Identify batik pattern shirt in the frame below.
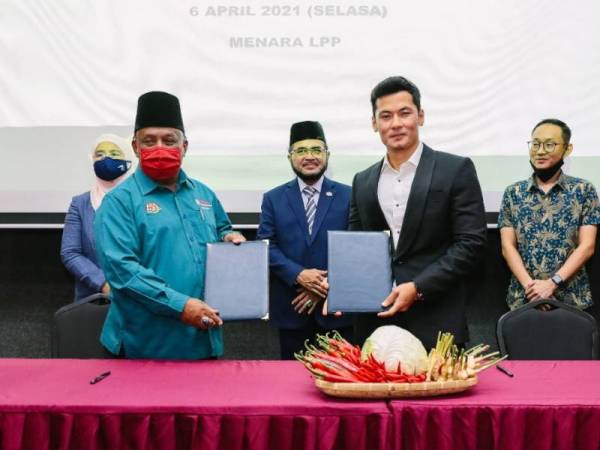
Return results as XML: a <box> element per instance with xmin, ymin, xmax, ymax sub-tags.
<box><xmin>498</xmin><ymin>173</ymin><xmax>600</xmax><ymax>309</ymax></box>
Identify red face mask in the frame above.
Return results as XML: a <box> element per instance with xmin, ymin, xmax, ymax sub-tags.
<box><xmin>139</xmin><ymin>146</ymin><xmax>182</xmax><ymax>181</ymax></box>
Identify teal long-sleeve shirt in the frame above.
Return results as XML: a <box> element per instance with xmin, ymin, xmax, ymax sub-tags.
<box><xmin>94</xmin><ymin>167</ymin><xmax>233</xmax><ymax>359</ymax></box>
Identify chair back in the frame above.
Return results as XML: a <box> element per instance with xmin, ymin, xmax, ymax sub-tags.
<box><xmin>497</xmin><ymin>299</ymin><xmax>599</xmax><ymax>360</ymax></box>
<box><xmin>52</xmin><ymin>293</ymin><xmax>110</xmax><ymax>358</ymax></box>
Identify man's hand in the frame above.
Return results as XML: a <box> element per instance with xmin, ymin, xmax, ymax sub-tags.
<box><xmin>223</xmin><ymin>232</ymin><xmax>246</xmax><ymax>245</ymax></box>
<box><xmin>291</xmin><ymin>288</ymin><xmax>322</xmax><ymax>315</ymax></box>
<box><xmin>378</xmin><ymin>282</ymin><xmax>418</xmax><ymax>318</ymax></box>
<box><xmin>321</xmin><ymin>298</ymin><xmax>343</xmax><ymax>317</ymax></box>
<box><xmin>525</xmin><ymin>279</ymin><xmax>557</xmax><ymax>301</ymax></box>
<box><xmin>181</xmin><ymin>298</ymin><xmax>223</xmax><ymax>330</ymax></box>
<box><xmin>319</xmin><ymin>279</ymin><xmax>343</xmax><ymax>317</ymax></box>
<box><xmin>101</xmin><ymin>282</ymin><xmax>110</xmax><ymax>296</ymax></box>
<box><xmin>296</xmin><ymin>269</ymin><xmax>328</xmax><ymax>297</ymax></box>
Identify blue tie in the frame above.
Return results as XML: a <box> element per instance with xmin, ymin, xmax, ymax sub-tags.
<box><xmin>303</xmin><ymin>186</ymin><xmax>317</xmax><ymax>235</ymax></box>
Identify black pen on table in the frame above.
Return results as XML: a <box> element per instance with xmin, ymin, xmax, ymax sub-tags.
<box><xmin>90</xmin><ymin>371</ymin><xmax>111</xmax><ymax>385</ymax></box>
<box><xmin>496</xmin><ymin>364</ymin><xmax>514</xmax><ymax>378</ymax></box>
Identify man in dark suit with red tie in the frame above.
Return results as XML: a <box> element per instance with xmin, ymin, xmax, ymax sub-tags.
<box><xmin>349</xmin><ymin>76</ymin><xmax>487</xmax><ymax>349</ymax></box>
<box><xmin>257</xmin><ymin>121</ymin><xmax>353</xmax><ymax>359</ymax></box>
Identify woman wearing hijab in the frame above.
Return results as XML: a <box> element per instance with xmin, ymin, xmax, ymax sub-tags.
<box><xmin>60</xmin><ymin>134</ymin><xmax>132</xmax><ymax>301</ymax></box>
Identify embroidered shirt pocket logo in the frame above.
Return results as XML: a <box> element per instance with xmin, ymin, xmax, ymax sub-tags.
<box><xmin>145</xmin><ymin>202</ymin><xmax>161</xmax><ymax>214</ymax></box>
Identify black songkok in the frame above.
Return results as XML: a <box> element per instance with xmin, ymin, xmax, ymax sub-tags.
<box><xmin>134</xmin><ymin>91</ymin><xmax>184</xmax><ymax>133</ymax></box>
<box><xmin>289</xmin><ymin>121</ymin><xmax>326</xmax><ymax>147</ymax></box>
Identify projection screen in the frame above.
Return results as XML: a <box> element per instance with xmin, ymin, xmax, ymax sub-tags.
<box><xmin>1</xmin><ymin>0</ymin><xmax>599</xmax><ymax>226</ymax></box>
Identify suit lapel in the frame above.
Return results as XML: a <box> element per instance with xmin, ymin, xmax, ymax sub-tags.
<box><xmin>284</xmin><ymin>180</ymin><xmax>311</xmax><ymax>246</ymax></box>
<box><xmin>365</xmin><ymin>159</ymin><xmax>388</xmax><ymax>231</ymax></box>
<box><xmin>309</xmin><ymin>177</ymin><xmax>334</xmax><ymax>245</ymax></box>
<box><xmin>395</xmin><ymin>145</ymin><xmax>436</xmax><ymax>257</ymax></box>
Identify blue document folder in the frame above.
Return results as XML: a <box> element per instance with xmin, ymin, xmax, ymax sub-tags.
<box><xmin>327</xmin><ymin>231</ymin><xmax>393</xmax><ymax>313</ymax></box>
<box><xmin>204</xmin><ymin>240</ymin><xmax>269</xmax><ymax>321</ymax></box>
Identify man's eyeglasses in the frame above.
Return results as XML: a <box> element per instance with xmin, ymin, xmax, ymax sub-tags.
<box><xmin>289</xmin><ymin>147</ymin><xmax>326</xmax><ymax>157</ymax></box>
<box><xmin>527</xmin><ymin>141</ymin><xmax>566</xmax><ymax>152</ymax></box>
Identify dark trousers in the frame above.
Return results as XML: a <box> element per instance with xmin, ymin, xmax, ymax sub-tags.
<box><xmin>279</xmin><ymin>322</ymin><xmax>354</xmax><ymax>360</ymax></box>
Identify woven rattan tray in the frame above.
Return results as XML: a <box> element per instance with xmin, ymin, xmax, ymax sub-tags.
<box><xmin>315</xmin><ymin>376</ymin><xmax>478</xmax><ymax>398</ymax></box>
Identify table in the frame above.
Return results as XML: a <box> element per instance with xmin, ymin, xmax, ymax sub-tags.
<box><xmin>0</xmin><ymin>359</ymin><xmax>390</xmax><ymax>450</ymax></box>
<box><xmin>2</xmin><ymin>360</ymin><xmax>600</xmax><ymax>450</ymax></box>
<box><xmin>391</xmin><ymin>361</ymin><xmax>600</xmax><ymax>450</ymax></box>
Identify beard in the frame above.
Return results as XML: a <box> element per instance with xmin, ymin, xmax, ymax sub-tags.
<box><xmin>291</xmin><ymin>160</ymin><xmax>328</xmax><ymax>183</ymax></box>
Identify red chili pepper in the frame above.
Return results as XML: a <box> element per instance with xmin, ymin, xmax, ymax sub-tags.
<box><xmin>406</xmin><ymin>375</ymin><xmax>423</xmax><ymax>383</ymax></box>
<box><xmin>331</xmin><ymin>338</ymin><xmax>353</xmax><ymax>352</ymax></box>
<box><xmin>365</xmin><ymin>354</ymin><xmax>385</xmax><ymax>373</ymax></box>
<box><xmin>386</xmin><ymin>373</ymin><xmax>409</xmax><ymax>382</ymax></box>
<box><xmin>323</xmin><ymin>337</ymin><xmax>352</xmax><ymax>356</ymax></box>
<box><xmin>309</xmin><ymin>352</ymin><xmax>361</xmax><ymax>373</ymax></box>
<box><xmin>323</xmin><ymin>373</ymin><xmax>359</xmax><ymax>383</ymax></box>
<box><xmin>310</xmin><ymin>360</ymin><xmax>335</xmax><ymax>374</ymax></box>
<box><xmin>313</xmin><ymin>360</ymin><xmax>353</xmax><ymax>377</ymax></box>
<box><xmin>326</xmin><ymin>347</ymin><xmax>339</xmax><ymax>357</ymax></box>
<box><xmin>341</xmin><ymin>351</ymin><xmax>360</xmax><ymax>366</ymax></box>
<box><xmin>355</xmin><ymin>368</ymin><xmax>378</xmax><ymax>382</ymax></box>
<box><xmin>305</xmin><ymin>367</ymin><xmax>329</xmax><ymax>379</ymax></box>
<box><xmin>308</xmin><ymin>358</ymin><xmax>363</xmax><ymax>381</ymax></box>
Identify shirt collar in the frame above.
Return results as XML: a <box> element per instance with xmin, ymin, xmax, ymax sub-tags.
<box><xmin>381</xmin><ymin>142</ymin><xmax>424</xmax><ymax>173</ymax></box>
<box><xmin>297</xmin><ymin>175</ymin><xmax>324</xmax><ymax>194</ymax></box>
<box><xmin>135</xmin><ymin>166</ymin><xmax>192</xmax><ymax>195</ymax></box>
<box><xmin>527</xmin><ymin>171</ymin><xmax>567</xmax><ymax>193</ymax></box>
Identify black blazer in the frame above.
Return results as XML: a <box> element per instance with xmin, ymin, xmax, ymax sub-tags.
<box><xmin>349</xmin><ymin>145</ymin><xmax>487</xmax><ymax>347</ymax></box>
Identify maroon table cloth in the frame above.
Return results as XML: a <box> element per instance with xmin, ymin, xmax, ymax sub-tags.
<box><xmin>0</xmin><ymin>359</ymin><xmax>391</xmax><ymax>450</ymax></box>
<box><xmin>3</xmin><ymin>360</ymin><xmax>600</xmax><ymax>450</ymax></box>
<box><xmin>391</xmin><ymin>361</ymin><xmax>600</xmax><ymax>450</ymax></box>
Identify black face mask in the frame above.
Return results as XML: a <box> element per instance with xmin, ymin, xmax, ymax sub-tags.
<box><xmin>530</xmin><ymin>159</ymin><xmax>564</xmax><ymax>182</ymax></box>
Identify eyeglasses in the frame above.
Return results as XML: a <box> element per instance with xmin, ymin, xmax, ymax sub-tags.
<box><xmin>527</xmin><ymin>141</ymin><xmax>566</xmax><ymax>153</ymax></box>
<box><xmin>289</xmin><ymin>147</ymin><xmax>327</xmax><ymax>157</ymax></box>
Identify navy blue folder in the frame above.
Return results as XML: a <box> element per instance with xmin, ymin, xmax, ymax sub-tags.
<box><xmin>204</xmin><ymin>240</ymin><xmax>269</xmax><ymax>321</ymax></box>
<box><xmin>327</xmin><ymin>231</ymin><xmax>393</xmax><ymax>313</ymax></box>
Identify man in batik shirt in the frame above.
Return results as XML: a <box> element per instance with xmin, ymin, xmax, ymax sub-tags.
<box><xmin>498</xmin><ymin>118</ymin><xmax>600</xmax><ymax>310</ymax></box>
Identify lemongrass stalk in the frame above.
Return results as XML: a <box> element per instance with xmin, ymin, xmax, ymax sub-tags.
<box><xmin>464</xmin><ymin>343</ymin><xmax>485</xmax><ymax>355</ymax></box>
<box><xmin>472</xmin><ymin>355</ymin><xmax>508</xmax><ymax>373</ymax></box>
<box><xmin>473</xmin><ymin>351</ymin><xmax>500</xmax><ymax>365</ymax></box>
<box><xmin>466</xmin><ymin>345</ymin><xmax>490</xmax><ymax>358</ymax></box>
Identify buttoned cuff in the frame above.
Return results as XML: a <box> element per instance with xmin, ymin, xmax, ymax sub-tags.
<box><xmin>167</xmin><ymin>290</ymin><xmax>190</xmax><ymax>314</ymax></box>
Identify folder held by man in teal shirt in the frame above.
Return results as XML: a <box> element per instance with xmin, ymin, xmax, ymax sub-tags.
<box><xmin>94</xmin><ymin>91</ymin><xmax>244</xmax><ymax>359</ymax></box>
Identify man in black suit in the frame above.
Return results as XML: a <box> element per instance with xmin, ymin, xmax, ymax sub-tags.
<box><xmin>349</xmin><ymin>76</ymin><xmax>487</xmax><ymax>348</ymax></box>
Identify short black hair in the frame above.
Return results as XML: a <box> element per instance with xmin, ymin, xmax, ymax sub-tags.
<box><xmin>532</xmin><ymin>118</ymin><xmax>571</xmax><ymax>144</ymax></box>
<box><xmin>370</xmin><ymin>76</ymin><xmax>421</xmax><ymax>116</ymax></box>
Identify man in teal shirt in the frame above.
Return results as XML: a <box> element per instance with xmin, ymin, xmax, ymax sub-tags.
<box><xmin>94</xmin><ymin>91</ymin><xmax>245</xmax><ymax>359</ymax></box>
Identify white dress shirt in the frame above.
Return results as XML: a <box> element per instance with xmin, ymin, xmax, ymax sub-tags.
<box><xmin>297</xmin><ymin>176</ymin><xmax>324</xmax><ymax>209</ymax></box>
<box><xmin>377</xmin><ymin>142</ymin><xmax>423</xmax><ymax>248</ymax></box>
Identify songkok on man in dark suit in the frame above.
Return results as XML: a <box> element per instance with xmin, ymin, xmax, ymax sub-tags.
<box><xmin>289</xmin><ymin>121</ymin><xmax>326</xmax><ymax>146</ymax></box>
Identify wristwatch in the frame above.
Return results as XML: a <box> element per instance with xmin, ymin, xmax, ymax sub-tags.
<box><xmin>414</xmin><ymin>284</ymin><xmax>425</xmax><ymax>301</ymax></box>
<box><xmin>551</xmin><ymin>274</ymin><xmax>564</xmax><ymax>287</ymax></box>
